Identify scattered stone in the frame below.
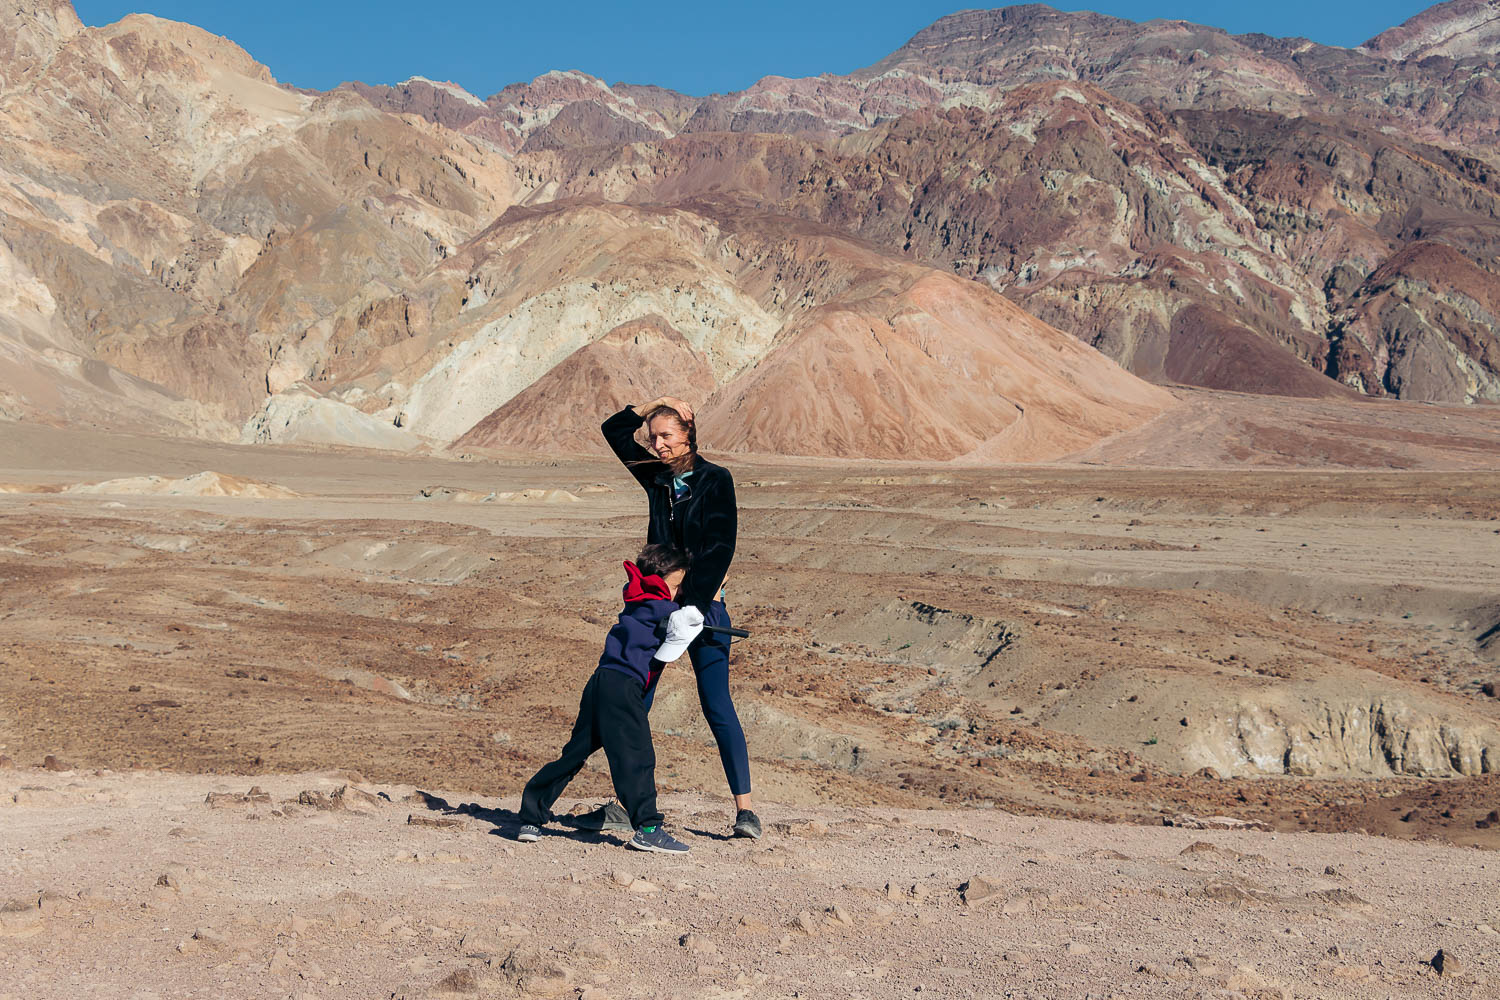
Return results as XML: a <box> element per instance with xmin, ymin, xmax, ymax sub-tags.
<box><xmin>205</xmin><ymin>786</ymin><xmax>271</xmax><ymax>808</ymax></box>
<box><xmin>334</xmin><ymin>784</ymin><xmax>382</xmax><ymax>813</ymax></box>
<box><xmin>610</xmin><ymin>870</ymin><xmax>635</xmax><ymax>888</ymax></box>
<box><xmin>680</xmin><ymin>933</ymin><xmax>717</xmax><ymax>955</ymax></box>
<box><xmin>735</xmin><ymin>914</ymin><xmax>770</xmax><ymax>935</ymax></box>
<box><xmin>793</xmin><ymin>911</ymin><xmax>819</xmax><ymax>936</ymax></box>
<box><xmin>627</xmin><ymin>879</ymin><xmax>659</xmax><ymax>896</ymax></box>
<box><xmin>408</xmin><ymin>813</ymin><xmax>467</xmax><ymax>829</ymax></box>
<box><xmin>191</xmin><ymin>927</ymin><xmax>227</xmax><ymax>950</ymax></box>
<box><xmin>1166</xmin><ymin>814</ymin><xmax>1270</xmax><ymax>831</ymax></box>
<box><xmin>1192</xmin><ymin>766</ymin><xmax>1221</xmax><ymax>780</ymax></box>
<box><xmin>1192</xmin><ymin>880</ymin><xmax>1277</xmax><ymax>904</ymax></box>
<box><xmin>1330</xmin><ymin>965</ymin><xmax>1371</xmax><ymax>980</ymax></box>
<box><xmin>1181</xmin><ymin>954</ymin><xmax>1223</xmax><ymax>976</ymax></box>
<box><xmin>498</xmin><ymin>945</ymin><xmax>574</xmax><ymax>995</ymax></box>
<box><xmin>959</xmin><ymin>876</ymin><xmax>1002</xmax><ymax>906</ymax></box>
<box><xmin>1323</xmin><ymin>865</ymin><xmax>1339</xmax><ymax>877</ymax></box>
<box><xmin>770</xmin><ymin>819</ymin><xmax>830</xmax><ymax>838</ymax></box>
<box><xmin>1432</xmin><ymin>949</ymin><xmax>1462</xmax><ymax>976</ymax></box>
<box><xmin>0</xmin><ymin>898</ymin><xmax>42</xmax><ymax>938</ymax></box>
<box><xmin>1000</xmin><ymin>889</ymin><xmax>1051</xmax><ymax>915</ymax></box>
<box><xmin>0</xmin><ymin>754</ymin><xmax>13</xmax><ymax>768</ymax></box>
<box><xmin>565</xmin><ymin>937</ymin><xmax>614</xmax><ymax>965</ymax></box>
<box><xmin>1305</xmin><ymin>888</ymin><xmax>1370</xmax><ymax>907</ymax></box>
<box><xmin>1227</xmin><ymin>966</ymin><xmax>1266</xmax><ymax>990</ymax></box>
<box><xmin>267</xmin><ymin>949</ymin><xmax>296</xmax><ymax>977</ymax></box>
<box><xmin>298</xmin><ymin>789</ymin><xmax>339</xmax><ymax>811</ymax></box>
<box><xmin>828</xmin><ymin>904</ymin><xmax>855</xmax><ymax>927</ymax></box>
<box><xmin>1180</xmin><ymin>842</ymin><xmax>1231</xmax><ymax>857</ymax></box>
<box><xmin>1065</xmin><ymin>941</ymin><xmax>1091</xmax><ymax>955</ymax></box>
<box><xmin>42</xmin><ymin>754</ymin><xmax>71</xmax><ymax>771</ymax></box>
<box><xmin>13</xmin><ymin>787</ymin><xmax>68</xmax><ymax>807</ymax></box>
<box><xmin>154</xmin><ymin>863</ymin><xmax>194</xmax><ymax>892</ymax></box>
<box><xmin>432</xmin><ymin>967</ymin><xmax>482</xmax><ymax>993</ymax></box>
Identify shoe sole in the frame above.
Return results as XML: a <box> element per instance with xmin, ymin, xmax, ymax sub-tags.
<box><xmin>627</xmin><ymin>840</ymin><xmax>689</xmax><ymax>854</ymax></box>
<box><xmin>517</xmin><ymin>833</ymin><xmax>540</xmax><ymax>842</ymax></box>
<box><xmin>732</xmin><ymin>827</ymin><xmax>761</xmax><ymax>839</ymax></box>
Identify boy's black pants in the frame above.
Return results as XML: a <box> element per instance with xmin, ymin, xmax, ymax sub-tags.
<box><xmin>519</xmin><ymin>667</ymin><xmax>663</xmax><ymax>830</ymax></box>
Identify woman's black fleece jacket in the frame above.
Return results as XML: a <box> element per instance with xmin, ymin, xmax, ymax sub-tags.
<box><xmin>602</xmin><ymin>406</ymin><xmax>737</xmax><ymax>617</ymax></box>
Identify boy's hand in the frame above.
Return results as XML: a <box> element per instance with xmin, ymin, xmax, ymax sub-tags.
<box><xmin>655</xmin><ymin>606</ymin><xmax>705</xmax><ymax>663</ymax></box>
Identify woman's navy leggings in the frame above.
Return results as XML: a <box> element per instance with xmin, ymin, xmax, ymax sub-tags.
<box><xmin>643</xmin><ymin>600</ymin><xmax>752</xmax><ymax>796</ymax></box>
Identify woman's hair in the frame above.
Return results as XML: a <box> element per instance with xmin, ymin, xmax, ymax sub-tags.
<box><xmin>636</xmin><ymin>543</ymin><xmax>691</xmax><ymax>579</ymax></box>
<box><xmin>640</xmin><ymin>405</ymin><xmax>698</xmax><ymax>474</ymax></box>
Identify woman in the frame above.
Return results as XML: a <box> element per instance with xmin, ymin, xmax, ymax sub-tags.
<box><xmin>599</xmin><ymin>395</ymin><xmax>761</xmax><ymax>839</ymax></box>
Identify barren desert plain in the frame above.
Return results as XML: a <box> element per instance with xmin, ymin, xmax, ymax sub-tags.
<box><xmin>3</xmin><ymin>397</ymin><xmax>1500</xmax><ymax>999</ymax></box>
<box><xmin>6</xmin><ymin>0</ymin><xmax>1500</xmax><ymax>996</ymax></box>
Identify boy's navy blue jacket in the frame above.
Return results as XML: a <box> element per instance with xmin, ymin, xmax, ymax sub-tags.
<box><xmin>596</xmin><ymin>561</ymin><xmax>677</xmax><ymax>687</ymax></box>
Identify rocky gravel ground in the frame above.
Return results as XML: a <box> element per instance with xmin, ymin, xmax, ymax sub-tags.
<box><xmin>2</xmin><ymin>766</ymin><xmax>1497</xmax><ymax>1000</ymax></box>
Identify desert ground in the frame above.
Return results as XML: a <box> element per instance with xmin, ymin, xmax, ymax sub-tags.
<box><xmin>2</xmin><ymin>411</ymin><xmax>1499</xmax><ymax>997</ymax></box>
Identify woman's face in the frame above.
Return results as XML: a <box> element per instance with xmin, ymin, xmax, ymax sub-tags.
<box><xmin>648</xmin><ymin>415</ymin><xmax>692</xmax><ymax>464</ymax></box>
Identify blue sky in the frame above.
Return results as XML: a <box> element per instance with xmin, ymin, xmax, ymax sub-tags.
<box><xmin>73</xmin><ymin>2</ymin><xmax>1433</xmax><ymax>97</ymax></box>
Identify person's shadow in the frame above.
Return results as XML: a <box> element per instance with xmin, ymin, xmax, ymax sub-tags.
<box><xmin>408</xmin><ymin>791</ymin><xmax>621</xmax><ymax>844</ymax></box>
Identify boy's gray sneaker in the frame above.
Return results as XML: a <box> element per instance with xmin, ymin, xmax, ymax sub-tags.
<box><xmin>516</xmin><ymin>824</ymin><xmax>541</xmax><ymax>842</ymax></box>
<box><xmin>628</xmin><ymin>825</ymin><xmax>690</xmax><ymax>854</ymax></box>
<box><xmin>567</xmin><ymin>801</ymin><xmax>632</xmax><ymax>833</ymax></box>
<box><xmin>732</xmin><ymin>809</ymin><xmax>762</xmax><ymax>839</ymax></box>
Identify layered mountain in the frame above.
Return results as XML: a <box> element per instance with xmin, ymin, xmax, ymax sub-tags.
<box><xmin>2</xmin><ymin>1</ymin><xmax>1497</xmax><ymax>461</ymax></box>
<box><xmin>1363</xmin><ymin>0</ymin><xmax>1500</xmax><ymax>61</ymax></box>
<box><xmin>359</xmin><ymin>2</ymin><xmax>1500</xmax><ymax>405</ymax></box>
<box><xmin>446</xmin><ymin>203</ymin><xmax>1169</xmax><ymax>460</ymax></box>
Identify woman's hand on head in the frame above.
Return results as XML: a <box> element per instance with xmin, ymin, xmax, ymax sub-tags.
<box><xmin>636</xmin><ymin>396</ymin><xmax>694</xmax><ymax>423</ymax></box>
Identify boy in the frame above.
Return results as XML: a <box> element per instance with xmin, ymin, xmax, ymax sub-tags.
<box><xmin>516</xmin><ymin>543</ymin><xmax>704</xmax><ymax>853</ymax></box>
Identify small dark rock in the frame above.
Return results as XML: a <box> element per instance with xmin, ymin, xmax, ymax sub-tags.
<box><xmin>1432</xmin><ymin>949</ymin><xmax>1461</xmax><ymax>976</ymax></box>
<box><xmin>433</xmin><ymin>966</ymin><xmax>481</xmax><ymax>993</ymax></box>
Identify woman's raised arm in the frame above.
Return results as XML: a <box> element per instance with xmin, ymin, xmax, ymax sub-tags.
<box><xmin>602</xmin><ymin>404</ymin><xmax>663</xmax><ymax>489</ymax></box>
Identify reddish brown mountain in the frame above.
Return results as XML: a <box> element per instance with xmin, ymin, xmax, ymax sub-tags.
<box><xmin>454</xmin><ymin>316</ymin><xmax>715</xmax><ymax>456</ymax></box>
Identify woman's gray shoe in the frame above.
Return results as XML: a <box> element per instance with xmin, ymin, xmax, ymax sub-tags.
<box><xmin>567</xmin><ymin>801</ymin><xmax>633</xmax><ymax>833</ymax></box>
<box><xmin>732</xmin><ymin>809</ymin><xmax>762</xmax><ymax>839</ymax></box>
<box><xmin>516</xmin><ymin>824</ymin><xmax>541</xmax><ymax>842</ymax></box>
<box><xmin>628</xmin><ymin>825</ymin><xmax>690</xmax><ymax>854</ymax></box>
